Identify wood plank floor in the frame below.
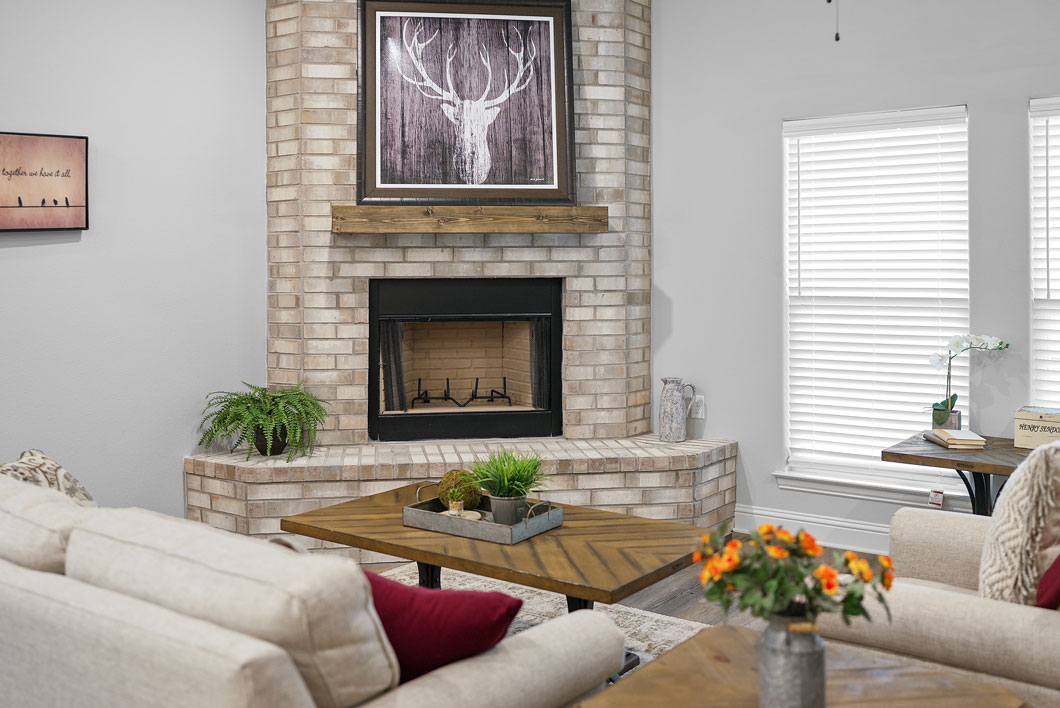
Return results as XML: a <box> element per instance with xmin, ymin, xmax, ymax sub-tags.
<box><xmin>363</xmin><ymin>536</ymin><xmax>850</xmax><ymax>631</ymax></box>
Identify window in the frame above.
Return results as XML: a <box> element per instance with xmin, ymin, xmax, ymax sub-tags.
<box><xmin>1031</xmin><ymin>98</ymin><xmax>1060</xmax><ymax>407</ymax></box>
<box><xmin>784</xmin><ymin>106</ymin><xmax>970</xmax><ymax>475</ymax></box>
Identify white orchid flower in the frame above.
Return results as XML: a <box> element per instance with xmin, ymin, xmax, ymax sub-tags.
<box><xmin>928</xmin><ymin>352</ymin><xmax>948</xmax><ymax>370</ymax></box>
<box><xmin>947</xmin><ymin>335</ymin><xmax>968</xmax><ymax>352</ymax></box>
<box><xmin>967</xmin><ymin>334</ymin><xmax>985</xmax><ymax>348</ymax></box>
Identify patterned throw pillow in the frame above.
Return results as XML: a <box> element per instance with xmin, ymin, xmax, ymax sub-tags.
<box><xmin>0</xmin><ymin>450</ymin><xmax>94</xmax><ymax>507</ymax></box>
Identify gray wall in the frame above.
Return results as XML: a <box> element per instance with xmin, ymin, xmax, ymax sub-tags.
<box><xmin>652</xmin><ymin>0</ymin><xmax>1060</xmax><ymax>541</ymax></box>
<box><xmin>0</xmin><ymin>0</ymin><xmax>265</xmax><ymax>516</ymax></box>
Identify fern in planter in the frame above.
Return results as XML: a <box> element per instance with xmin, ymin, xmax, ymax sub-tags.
<box><xmin>198</xmin><ymin>382</ymin><xmax>327</xmax><ymax>462</ymax></box>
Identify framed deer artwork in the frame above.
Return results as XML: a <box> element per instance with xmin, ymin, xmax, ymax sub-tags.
<box><xmin>358</xmin><ymin>0</ymin><xmax>576</xmax><ymax>205</ymax></box>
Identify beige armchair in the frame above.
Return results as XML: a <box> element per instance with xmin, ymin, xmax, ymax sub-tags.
<box><xmin>819</xmin><ymin>508</ymin><xmax>1060</xmax><ymax>708</ymax></box>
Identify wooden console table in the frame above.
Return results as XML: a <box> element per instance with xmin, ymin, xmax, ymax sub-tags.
<box><xmin>881</xmin><ymin>433</ymin><xmax>1028</xmax><ymax>515</ymax></box>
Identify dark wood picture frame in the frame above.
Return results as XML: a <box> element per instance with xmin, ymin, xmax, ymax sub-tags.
<box><xmin>0</xmin><ymin>131</ymin><xmax>88</xmax><ymax>232</ymax></box>
<box><xmin>358</xmin><ymin>0</ymin><xmax>576</xmax><ymax>205</ymax></box>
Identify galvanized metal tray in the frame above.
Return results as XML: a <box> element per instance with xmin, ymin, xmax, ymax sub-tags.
<box><xmin>402</xmin><ymin>485</ymin><xmax>562</xmax><ymax>545</ymax></box>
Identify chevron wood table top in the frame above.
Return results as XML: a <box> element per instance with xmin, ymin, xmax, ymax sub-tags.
<box><xmin>280</xmin><ymin>483</ymin><xmax>705</xmax><ymax>604</ymax></box>
<box><xmin>575</xmin><ymin>626</ymin><xmax>1028</xmax><ymax>707</ymax></box>
<box><xmin>881</xmin><ymin>433</ymin><xmax>1028</xmax><ymax>477</ymax></box>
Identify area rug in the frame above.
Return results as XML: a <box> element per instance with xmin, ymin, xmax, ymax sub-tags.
<box><xmin>381</xmin><ymin>563</ymin><xmax>708</xmax><ymax>665</ymax></box>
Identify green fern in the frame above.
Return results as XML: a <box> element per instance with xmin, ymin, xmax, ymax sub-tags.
<box><xmin>197</xmin><ymin>381</ymin><xmax>328</xmax><ymax>462</ymax></box>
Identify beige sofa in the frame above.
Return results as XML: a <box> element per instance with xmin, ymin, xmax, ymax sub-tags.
<box><xmin>819</xmin><ymin>507</ymin><xmax>1060</xmax><ymax>708</ymax></box>
<box><xmin>0</xmin><ymin>476</ymin><xmax>624</xmax><ymax>708</ymax></box>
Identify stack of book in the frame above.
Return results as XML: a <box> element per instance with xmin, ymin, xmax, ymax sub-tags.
<box><xmin>923</xmin><ymin>429</ymin><xmax>987</xmax><ymax>450</ymax></box>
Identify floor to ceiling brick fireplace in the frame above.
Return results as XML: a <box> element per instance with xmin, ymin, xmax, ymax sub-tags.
<box><xmin>264</xmin><ymin>0</ymin><xmax>653</xmax><ymax>444</ymax></box>
<box><xmin>184</xmin><ymin>0</ymin><xmax>738</xmax><ymax>551</ymax></box>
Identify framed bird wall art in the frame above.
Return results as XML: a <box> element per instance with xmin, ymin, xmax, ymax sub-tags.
<box><xmin>0</xmin><ymin>131</ymin><xmax>88</xmax><ymax>232</ymax></box>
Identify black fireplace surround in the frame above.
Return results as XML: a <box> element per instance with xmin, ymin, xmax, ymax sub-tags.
<box><xmin>368</xmin><ymin>278</ymin><xmax>563</xmax><ymax>441</ymax></box>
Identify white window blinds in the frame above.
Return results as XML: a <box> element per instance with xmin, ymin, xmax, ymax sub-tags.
<box><xmin>784</xmin><ymin>106</ymin><xmax>970</xmax><ymax>472</ymax></box>
<box><xmin>1031</xmin><ymin>98</ymin><xmax>1060</xmax><ymax>407</ymax></box>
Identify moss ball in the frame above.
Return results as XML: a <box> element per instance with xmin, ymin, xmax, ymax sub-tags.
<box><xmin>438</xmin><ymin>469</ymin><xmax>481</xmax><ymax>509</ymax></box>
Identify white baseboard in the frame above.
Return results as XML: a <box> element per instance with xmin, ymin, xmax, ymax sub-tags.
<box><xmin>734</xmin><ymin>504</ymin><xmax>891</xmax><ymax>555</ymax></box>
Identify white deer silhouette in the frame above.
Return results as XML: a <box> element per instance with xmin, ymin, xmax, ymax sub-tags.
<box><xmin>390</xmin><ymin>19</ymin><xmax>537</xmax><ymax>185</ymax></box>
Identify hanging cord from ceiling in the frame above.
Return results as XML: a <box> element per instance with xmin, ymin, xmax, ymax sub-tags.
<box><xmin>827</xmin><ymin>0</ymin><xmax>840</xmax><ymax>41</ymax></box>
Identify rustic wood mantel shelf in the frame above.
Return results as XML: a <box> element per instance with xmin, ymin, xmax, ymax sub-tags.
<box><xmin>331</xmin><ymin>204</ymin><xmax>609</xmax><ymax>234</ymax></box>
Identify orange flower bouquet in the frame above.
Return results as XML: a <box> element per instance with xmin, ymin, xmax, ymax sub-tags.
<box><xmin>695</xmin><ymin>524</ymin><xmax>893</xmax><ymax>624</ymax></box>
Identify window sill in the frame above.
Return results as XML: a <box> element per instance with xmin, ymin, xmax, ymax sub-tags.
<box><xmin>773</xmin><ymin>464</ymin><xmax>972</xmax><ymax>514</ymax></box>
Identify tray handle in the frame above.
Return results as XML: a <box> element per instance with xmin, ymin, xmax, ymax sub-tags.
<box><xmin>524</xmin><ymin>500</ymin><xmax>554</xmax><ymax>523</ymax></box>
<box><xmin>415</xmin><ymin>481</ymin><xmax>439</xmax><ymax>502</ymax></box>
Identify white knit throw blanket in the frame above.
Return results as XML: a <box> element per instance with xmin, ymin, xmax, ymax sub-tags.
<box><xmin>979</xmin><ymin>441</ymin><xmax>1060</xmax><ymax>604</ymax></box>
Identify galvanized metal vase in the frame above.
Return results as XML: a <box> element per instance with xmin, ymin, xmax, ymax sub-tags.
<box><xmin>487</xmin><ymin>495</ymin><xmax>527</xmax><ymax>525</ymax></box>
<box><xmin>758</xmin><ymin>614</ymin><xmax>825</xmax><ymax>708</ymax></box>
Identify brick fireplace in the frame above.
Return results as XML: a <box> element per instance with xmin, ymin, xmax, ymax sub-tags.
<box><xmin>183</xmin><ymin>0</ymin><xmax>738</xmax><ymax>553</ymax></box>
<box><xmin>265</xmin><ymin>0</ymin><xmax>653</xmax><ymax>444</ymax></box>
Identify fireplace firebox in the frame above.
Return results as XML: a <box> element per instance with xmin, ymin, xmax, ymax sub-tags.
<box><xmin>368</xmin><ymin>279</ymin><xmax>562</xmax><ymax>441</ymax></box>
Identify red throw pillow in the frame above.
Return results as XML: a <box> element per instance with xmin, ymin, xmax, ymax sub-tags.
<box><xmin>364</xmin><ymin>570</ymin><xmax>522</xmax><ymax>682</ymax></box>
<box><xmin>1036</xmin><ymin>555</ymin><xmax>1060</xmax><ymax>609</ymax></box>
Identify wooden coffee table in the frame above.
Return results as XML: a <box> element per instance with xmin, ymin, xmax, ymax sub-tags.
<box><xmin>280</xmin><ymin>483</ymin><xmax>705</xmax><ymax>611</ymax></box>
<box><xmin>574</xmin><ymin>626</ymin><xmax>1028</xmax><ymax>707</ymax></box>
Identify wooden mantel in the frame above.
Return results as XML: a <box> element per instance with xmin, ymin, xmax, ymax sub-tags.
<box><xmin>331</xmin><ymin>205</ymin><xmax>609</xmax><ymax>234</ymax></box>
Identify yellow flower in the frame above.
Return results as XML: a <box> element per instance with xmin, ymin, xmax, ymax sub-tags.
<box><xmin>798</xmin><ymin>531</ymin><xmax>823</xmax><ymax>557</ymax></box>
<box><xmin>882</xmin><ymin>570</ymin><xmax>894</xmax><ymax>591</ymax></box>
<box><xmin>878</xmin><ymin>555</ymin><xmax>894</xmax><ymax>571</ymax></box>
<box><xmin>814</xmin><ymin>564</ymin><xmax>840</xmax><ymax>595</ymax></box>
<box><xmin>702</xmin><ymin>554</ymin><xmax>724</xmax><ymax>583</ymax></box>
<box><xmin>849</xmin><ymin>558</ymin><xmax>874</xmax><ymax>582</ymax></box>
<box><xmin>775</xmin><ymin>528</ymin><xmax>795</xmax><ymax>544</ymax></box>
<box><xmin>765</xmin><ymin>544</ymin><xmax>790</xmax><ymax>560</ymax></box>
<box><xmin>757</xmin><ymin>523</ymin><xmax>776</xmax><ymax>540</ymax></box>
<box><xmin>725</xmin><ymin>539</ymin><xmax>743</xmax><ymax>552</ymax></box>
<box><xmin>692</xmin><ymin>550</ymin><xmax>704</xmax><ymax>563</ymax></box>
<box><xmin>718</xmin><ymin>548</ymin><xmax>741</xmax><ymax>572</ymax></box>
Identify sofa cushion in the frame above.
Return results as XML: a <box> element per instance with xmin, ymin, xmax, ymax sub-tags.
<box><xmin>0</xmin><ymin>449</ymin><xmax>94</xmax><ymax>506</ymax></box>
<box><xmin>0</xmin><ymin>474</ymin><xmax>95</xmax><ymax>573</ymax></box>
<box><xmin>364</xmin><ymin>570</ymin><xmax>522</xmax><ymax>682</ymax></box>
<box><xmin>65</xmin><ymin>508</ymin><xmax>400</xmax><ymax>708</ymax></box>
<box><xmin>981</xmin><ymin>442</ymin><xmax>1060</xmax><ymax>604</ymax></box>
<box><xmin>360</xmin><ymin>611</ymin><xmax>626</xmax><ymax>708</ymax></box>
<box><xmin>0</xmin><ymin>557</ymin><xmax>315</xmax><ymax>708</ymax></box>
<box><xmin>1036</xmin><ymin>554</ymin><xmax>1060</xmax><ymax>609</ymax></box>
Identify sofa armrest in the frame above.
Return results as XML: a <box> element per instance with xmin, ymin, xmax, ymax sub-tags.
<box><xmin>890</xmin><ymin>508</ymin><xmax>990</xmax><ymax>591</ymax></box>
<box><xmin>819</xmin><ymin>579</ymin><xmax>1060</xmax><ymax>691</ymax></box>
<box><xmin>361</xmin><ymin>610</ymin><xmax>625</xmax><ymax>708</ymax></box>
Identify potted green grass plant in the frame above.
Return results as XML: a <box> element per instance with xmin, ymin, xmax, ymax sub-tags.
<box><xmin>471</xmin><ymin>450</ymin><xmax>547</xmax><ymax>525</ymax></box>
<box><xmin>197</xmin><ymin>381</ymin><xmax>327</xmax><ymax>462</ymax></box>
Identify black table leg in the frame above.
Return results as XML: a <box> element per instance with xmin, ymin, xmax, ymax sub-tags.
<box><xmin>566</xmin><ymin>596</ymin><xmax>593</xmax><ymax>612</ymax></box>
<box><xmin>956</xmin><ymin>470</ymin><xmax>994</xmax><ymax>516</ymax></box>
<box><xmin>417</xmin><ymin>562</ymin><xmax>441</xmax><ymax>589</ymax></box>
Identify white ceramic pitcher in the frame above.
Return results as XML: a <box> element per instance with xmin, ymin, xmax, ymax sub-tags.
<box><xmin>659</xmin><ymin>377</ymin><xmax>696</xmax><ymax>442</ymax></box>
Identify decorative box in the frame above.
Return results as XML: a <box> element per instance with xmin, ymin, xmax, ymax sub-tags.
<box><xmin>1014</xmin><ymin>406</ymin><xmax>1060</xmax><ymax>450</ymax></box>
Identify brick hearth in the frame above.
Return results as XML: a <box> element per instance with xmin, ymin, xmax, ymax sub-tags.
<box><xmin>184</xmin><ymin>436</ymin><xmax>737</xmax><ymax>560</ymax></box>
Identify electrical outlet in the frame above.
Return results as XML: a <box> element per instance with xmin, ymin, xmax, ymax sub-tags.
<box><xmin>690</xmin><ymin>395</ymin><xmax>705</xmax><ymax>420</ymax></box>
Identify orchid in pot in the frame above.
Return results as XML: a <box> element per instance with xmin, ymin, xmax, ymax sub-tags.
<box><xmin>696</xmin><ymin>525</ymin><xmax>893</xmax><ymax>708</ymax></box>
<box><xmin>928</xmin><ymin>334</ymin><xmax>1010</xmax><ymax>429</ymax></box>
